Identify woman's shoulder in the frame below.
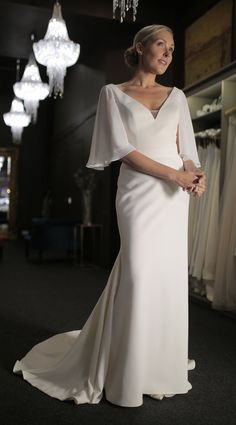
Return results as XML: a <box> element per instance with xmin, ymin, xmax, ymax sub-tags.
<box><xmin>156</xmin><ymin>84</ymin><xmax>183</xmax><ymax>94</ymax></box>
<box><xmin>162</xmin><ymin>84</ymin><xmax>182</xmax><ymax>95</ymax></box>
<box><xmin>103</xmin><ymin>83</ymin><xmax>124</xmax><ymax>92</ymax></box>
<box><xmin>99</xmin><ymin>84</ymin><xmax>125</xmax><ymax>99</ymax></box>
<box><xmin>99</xmin><ymin>83</ymin><xmax>117</xmax><ymax>94</ymax></box>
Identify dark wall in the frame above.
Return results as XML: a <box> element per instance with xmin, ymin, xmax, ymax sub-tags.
<box><xmin>17</xmin><ymin>98</ymin><xmax>52</xmax><ymax>230</ymax></box>
<box><xmin>50</xmin><ymin>64</ymin><xmax>112</xmax><ymax>265</ymax></box>
<box><xmin>0</xmin><ymin>59</ymin><xmax>52</xmax><ymax>230</ymax></box>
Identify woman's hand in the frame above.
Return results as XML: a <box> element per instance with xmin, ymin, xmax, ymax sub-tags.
<box><xmin>174</xmin><ymin>169</ymin><xmax>204</xmax><ymax>190</ymax></box>
<box><xmin>187</xmin><ymin>173</ymin><xmax>206</xmax><ymax>197</ymax></box>
<box><xmin>182</xmin><ymin>160</ymin><xmax>206</xmax><ymax>198</ymax></box>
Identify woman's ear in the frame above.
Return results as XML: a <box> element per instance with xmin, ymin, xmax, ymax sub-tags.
<box><xmin>135</xmin><ymin>42</ymin><xmax>143</xmax><ymax>55</ymax></box>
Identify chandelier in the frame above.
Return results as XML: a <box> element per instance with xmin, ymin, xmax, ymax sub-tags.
<box><xmin>113</xmin><ymin>0</ymin><xmax>139</xmax><ymax>22</ymax></box>
<box><xmin>13</xmin><ymin>53</ymin><xmax>49</xmax><ymax>123</ymax></box>
<box><xmin>33</xmin><ymin>1</ymin><xmax>80</xmax><ymax>98</ymax></box>
<box><xmin>0</xmin><ymin>157</ymin><xmax>4</xmax><ymax>172</ymax></box>
<box><xmin>3</xmin><ymin>97</ymin><xmax>31</xmax><ymax>144</ymax></box>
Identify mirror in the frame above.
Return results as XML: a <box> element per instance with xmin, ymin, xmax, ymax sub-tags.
<box><xmin>0</xmin><ymin>147</ymin><xmax>18</xmax><ymax>239</ymax></box>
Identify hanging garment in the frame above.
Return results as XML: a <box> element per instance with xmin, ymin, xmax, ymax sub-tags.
<box><xmin>188</xmin><ymin>142</ymin><xmax>220</xmax><ymax>299</ymax></box>
<box><xmin>189</xmin><ymin>145</ymin><xmax>210</xmax><ymax>278</ymax></box>
<box><xmin>13</xmin><ymin>84</ymin><xmax>200</xmax><ymax>407</ymax></box>
<box><xmin>213</xmin><ymin>114</ymin><xmax>236</xmax><ymax>311</ymax></box>
<box><xmin>190</xmin><ymin>143</ymin><xmax>220</xmax><ymax>280</ymax></box>
<box><xmin>203</xmin><ymin>146</ymin><xmax>220</xmax><ymax>301</ymax></box>
<box><xmin>188</xmin><ymin>145</ymin><xmax>206</xmax><ymax>264</ymax></box>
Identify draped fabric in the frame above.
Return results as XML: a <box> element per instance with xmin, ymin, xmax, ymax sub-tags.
<box><xmin>87</xmin><ymin>85</ymin><xmax>201</xmax><ymax>170</ymax></box>
<box><xmin>212</xmin><ymin>115</ymin><xmax>236</xmax><ymax>311</ymax></box>
<box><xmin>86</xmin><ymin>86</ymin><xmax>136</xmax><ymax>170</ymax></box>
<box><xmin>188</xmin><ymin>142</ymin><xmax>220</xmax><ymax>300</ymax></box>
<box><xmin>177</xmin><ymin>90</ymin><xmax>201</xmax><ymax>168</ymax></box>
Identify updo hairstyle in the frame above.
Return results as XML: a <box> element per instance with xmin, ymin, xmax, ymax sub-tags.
<box><xmin>124</xmin><ymin>24</ymin><xmax>173</xmax><ymax>69</ymax></box>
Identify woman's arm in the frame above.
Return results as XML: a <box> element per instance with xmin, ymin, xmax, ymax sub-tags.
<box><xmin>176</xmin><ymin>126</ymin><xmax>206</xmax><ymax>197</ymax></box>
<box><xmin>183</xmin><ymin>159</ymin><xmax>199</xmax><ymax>172</ymax></box>
<box><xmin>121</xmin><ymin>150</ymin><xmax>203</xmax><ymax>190</ymax></box>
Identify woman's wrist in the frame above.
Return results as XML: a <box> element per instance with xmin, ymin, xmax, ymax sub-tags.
<box><xmin>183</xmin><ymin>159</ymin><xmax>198</xmax><ymax>172</ymax></box>
<box><xmin>166</xmin><ymin>169</ymin><xmax>178</xmax><ymax>183</ymax></box>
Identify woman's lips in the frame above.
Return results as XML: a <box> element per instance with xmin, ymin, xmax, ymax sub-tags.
<box><xmin>158</xmin><ymin>59</ymin><xmax>167</xmax><ymax>65</ymax></box>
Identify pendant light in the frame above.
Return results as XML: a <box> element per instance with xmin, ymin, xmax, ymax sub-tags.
<box><xmin>13</xmin><ymin>36</ymin><xmax>50</xmax><ymax>123</ymax></box>
<box><xmin>3</xmin><ymin>60</ymin><xmax>31</xmax><ymax>144</ymax></box>
<box><xmin>33</xmin><ymin>2</ymin><xmax>80</xmax><ymax>98</ymax></box>
<box><xmin>3</xmin><ymin>97</ymin><xmax>31</xmax><ymax>144</ymax></box>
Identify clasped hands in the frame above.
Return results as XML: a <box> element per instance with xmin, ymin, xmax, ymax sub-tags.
<box><xmin>182</xmin><ymin>161</ymin><xmax>206</xmax><ymax>198</ymax></box>
<box><xmin>184</xmin><ymin>172</ymin><xmax>206</xmax><ymax>197</ymax></box>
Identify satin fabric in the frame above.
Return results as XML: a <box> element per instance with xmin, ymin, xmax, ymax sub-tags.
<box><xmin>13</xmin><ymin>84</ymin><xmax>200</xmax><ymax>406</ymax></box>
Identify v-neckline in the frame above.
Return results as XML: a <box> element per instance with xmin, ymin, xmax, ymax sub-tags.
<box><xmin>111</xmin><ymin>84</ymin><xmax>176</xmax><ymax>120</ymax></box>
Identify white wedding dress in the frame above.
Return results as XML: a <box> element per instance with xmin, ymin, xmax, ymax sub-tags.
<box><xmin>13</xmin><ymin>84</ymin><xmax>201</xmax><ymax>407</ymax></box>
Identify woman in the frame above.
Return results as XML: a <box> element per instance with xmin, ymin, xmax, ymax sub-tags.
<box><xmin>13</xmin><ymin>25</ymin><xmax>206</xmax><ymax>407</ymax></box>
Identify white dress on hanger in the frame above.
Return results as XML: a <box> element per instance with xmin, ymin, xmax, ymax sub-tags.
<box><xmin>188</xmin><ymin>145</ymin><xmax>205</xmax><ymax>264</ymax></box>
<box><xmin>213</xmin><ymin>115</ymin><xmax>236</xmax><ymax>311</ymax></box>
<box><xmin>203</xmin><ymin>145</ymin><xmax>220</xmax><ymax>299</ymax></box>
<box><xmin>13</xmin><ymin>84</ymin><xmax>201</xmax><ymax>407</ymax></box>
<box><xmin>190</xmin><ymin>143</ymin><xmax>220</xmax><ymax>281</ymax></box>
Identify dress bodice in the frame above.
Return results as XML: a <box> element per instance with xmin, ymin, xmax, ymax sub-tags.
<box><xmin>86</xmin><ymin>83</ymin><xmax>201</xmax><ymax>170</ymax></box>
<box><xmin>110</xmin><ymin>84</ymin><xmax>180</xmax><ymax>160</ymax></box>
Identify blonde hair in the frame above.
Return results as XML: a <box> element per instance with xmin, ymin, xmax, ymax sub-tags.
<box><xmin>124</xmin><ymin>24</ymin><xmax>173</xmax><ymax>69</ymax></box>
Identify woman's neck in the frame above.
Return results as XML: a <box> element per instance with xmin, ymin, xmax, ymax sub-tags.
<box><xmin>129</xmin><ymin>70</ymin><xmax>157</xmax><ymax>88</ymax></box>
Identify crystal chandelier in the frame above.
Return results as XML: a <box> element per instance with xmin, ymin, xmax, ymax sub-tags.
<box><xmin>0</xmin><ymin>157</ymin><xmax>4</xmax><ymax>172</ymax></box>
<box><xmin>13</xmin><ymin>53</ymin><xmax>50</xmax><ymax>123</ymax></box>
<box><xmin>3</xmin><ymin>97</ymin><xmax>31</xmax><ymax>144</ymax></box>
<box><xmin>113</xmin><ymin>0</ymin><xmax>139</xmax><ymax>22</ymax></box>
<box><xmin>33</xmin><ymin>1</ymin><xmax>80</xmax><ymax>98</ymax></box>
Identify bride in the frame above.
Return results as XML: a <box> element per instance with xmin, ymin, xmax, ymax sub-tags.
<box><xmin>13</xmin><ymin>24</ymin><xmax>206</xmax><ymax>407</ymax></box>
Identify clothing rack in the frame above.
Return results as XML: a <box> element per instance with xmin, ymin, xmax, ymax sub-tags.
<box><xmin>195</xmin><ymin>137</ymin><xmax>220</xmax><ymax>149</ymax></box>
<box><xmin>195</xmin><ymin>128</ymin><xmax>221</xmax><ymax>139</ymax></box>
<box><xmin>224</xmin><ymin>105</ymin><xmax>236</xmax><ymax>116</ymax></box>
<box><xmin>195</xmin><ymin>128</ymin><xmax>221</xmax><ymax>148</ymax></box>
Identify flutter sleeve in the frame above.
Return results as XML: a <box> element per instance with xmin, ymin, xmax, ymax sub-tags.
<box><xmin>178</xmin><ymin>89</ymin><xmax>201</xmax><ymax>168</ymax></box>
<box><xmin>86</xmin><ymin>85</ymin><xmax>136</xmax><ymax>170</ymax></box>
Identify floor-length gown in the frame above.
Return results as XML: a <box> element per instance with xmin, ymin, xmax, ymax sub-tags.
<box><xmin>13</xmin><ymin>83</ymin><xmax>201</xmax><ymax>407</ymax></box>
<box><xmin>213</xmin><ymin>114</ymin><xmax>236</xmax><ymax>311</ymax></box>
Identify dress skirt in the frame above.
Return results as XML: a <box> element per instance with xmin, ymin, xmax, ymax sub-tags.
<box><xmin>13</xmin><ymin>154</ymin><xmax>193</xmax><ymax>407</ymax></box>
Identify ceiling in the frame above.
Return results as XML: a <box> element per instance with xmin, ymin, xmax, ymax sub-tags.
<box><xmin>0</xmin><ymin>0</ymin><xmax>219</xmax><ymax>60</ymax></box>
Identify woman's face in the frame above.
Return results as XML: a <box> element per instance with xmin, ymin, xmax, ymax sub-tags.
<box><xmin>136</xmin><ymin>30</ymin><xmax>175</xmax><ymax>75</ymax></box>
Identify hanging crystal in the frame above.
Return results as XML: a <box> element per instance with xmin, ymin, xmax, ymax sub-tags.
<box><xmin>0</xmin><ymin>156</ymin><xmax>4</xmax><ymax>172</ymax></box>
<box><xmin>13</xmin><ymin>53</ymin><xmax>49</xmax><ymax>123</ymax></box>
<box><xmin>33</xmin><ymin>2</ymin><xmax>80</xmax><ymax>98</ymax></box>
<box><xmin>3</xmin><ymin>98</ymin><xmax>31</xmax><ymax>144</ymax></box>
<box><xmin>113</xmin><ymin>0</ymin><xmax>139</xmax><ymax>22</ymax></box>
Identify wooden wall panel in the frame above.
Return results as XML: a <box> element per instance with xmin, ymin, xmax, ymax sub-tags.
<box><xmin>185</xmin><ymin>0</ymin><xmax>233</xmax><ymax>86</ymax></box>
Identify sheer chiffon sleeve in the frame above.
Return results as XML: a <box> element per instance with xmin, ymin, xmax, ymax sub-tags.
<box><xmin>178</xmin><ymin>89</ymin><xmax>201</xmax><ymax>168</ymax></box>
<box><xmin>86</xmin><ymin>85</ymin><xmax>136</xmax><ymax>170</ymax></box>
